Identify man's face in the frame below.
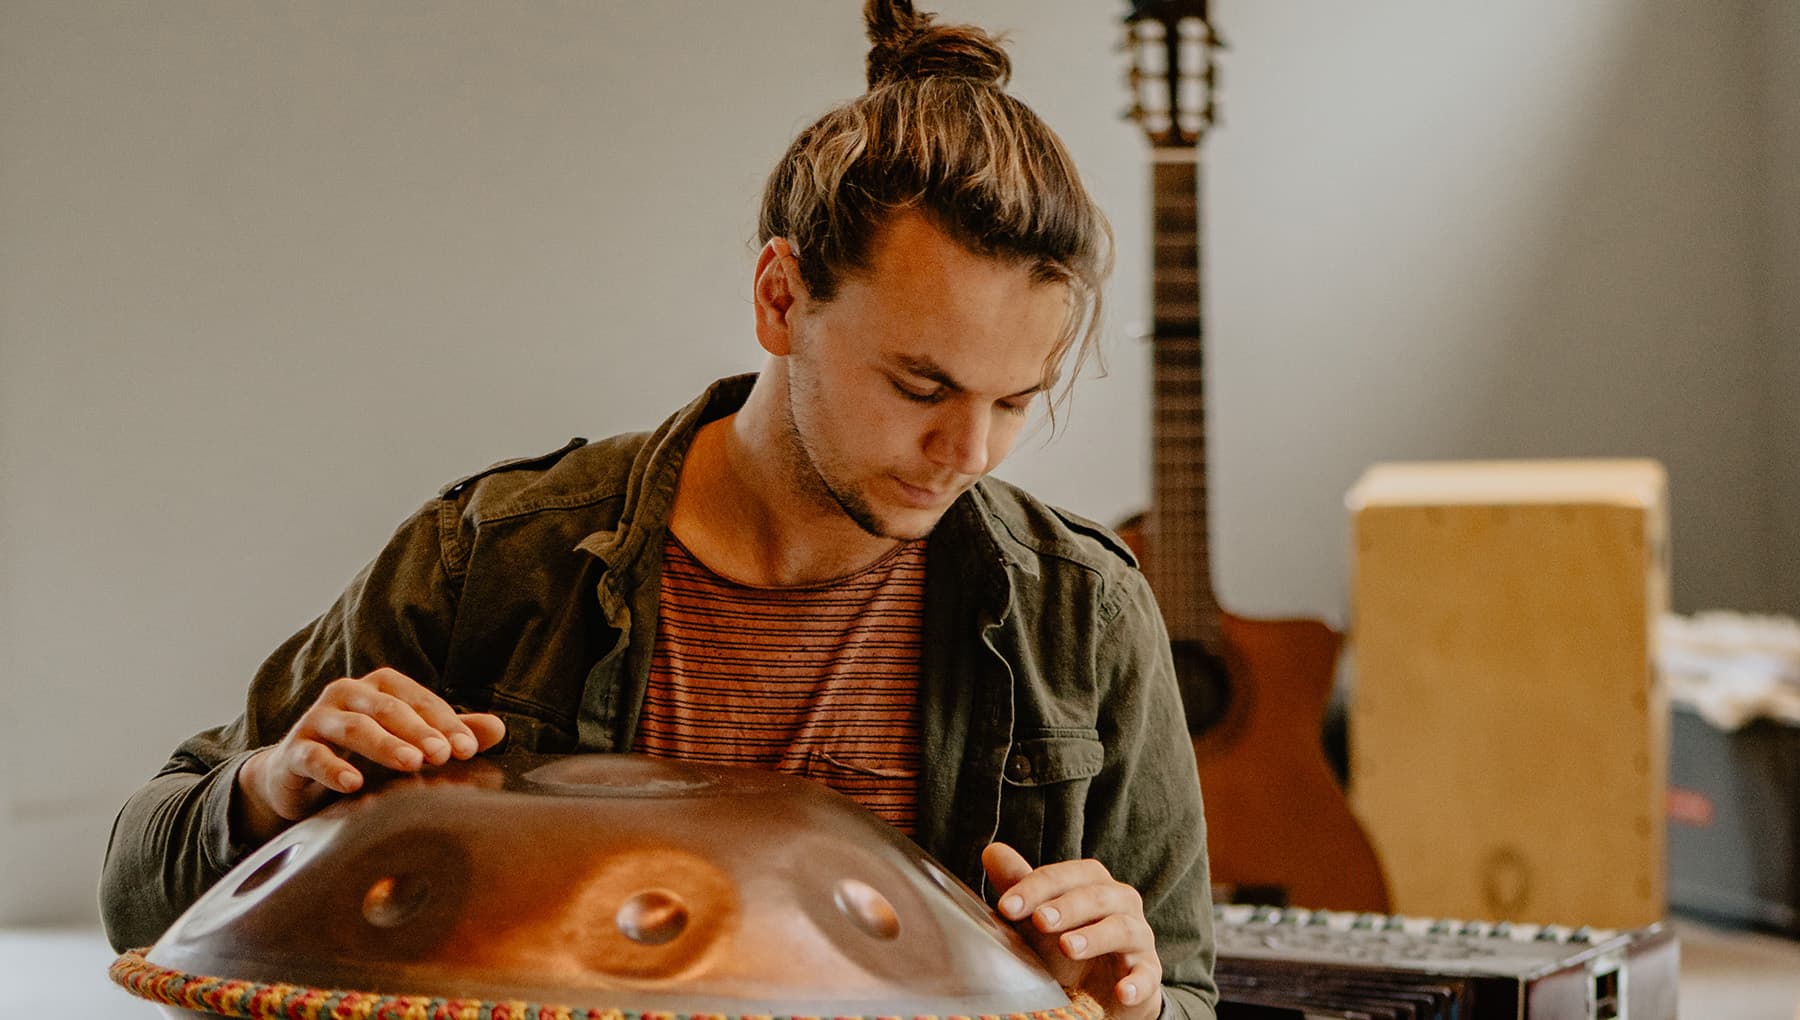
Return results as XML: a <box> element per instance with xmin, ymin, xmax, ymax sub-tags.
<box><xmin>777</xmin><ymin>212</ymin><xmax>1070</xmax><ymax>541</ymax></box>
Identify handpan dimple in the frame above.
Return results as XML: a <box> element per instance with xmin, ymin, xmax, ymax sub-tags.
<box><xmin>835</xmin><ymin>878</ymin><xmax>901</xmax><ymax>940</ymax></box>
<box><xmin>362</xmin><ymin>873</ymin><xmax>432</xmax><ymax>929</ymax></box>
<box><xmin>617</xmin><ymin>888</ymin><xmax>690</xmax><ymax>945</ymax></box>
<box><xmin>559</xmin><ymin>845</ymin><xmax>734</xmax><ymax>981</ymax></box>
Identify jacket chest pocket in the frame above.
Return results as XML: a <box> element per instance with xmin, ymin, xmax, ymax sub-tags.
<box><xmin>485</xmin><ymin>702</ymin><xmax>579</xmax><ymax>754</ymax></box>
<box><xmin>995</xmin><ymin>731</ymin><xmax>1104</xmax><ymax>866</ymax></box>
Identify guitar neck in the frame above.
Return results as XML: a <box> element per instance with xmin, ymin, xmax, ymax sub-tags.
<box><xmin>1146</xmin><ymin>151</ymin><xmax>1224</xmax><ymax>645</ymax></box>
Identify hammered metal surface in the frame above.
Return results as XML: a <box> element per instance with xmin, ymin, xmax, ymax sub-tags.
<box><xmin>145</xmin><ymin>754</ymin><xmax>1066</xmax><ymax>1016</ymax></box>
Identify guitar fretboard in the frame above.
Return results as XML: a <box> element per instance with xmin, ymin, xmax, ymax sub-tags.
<box><xmin>1145</xmin><ymin>153</ymin><xmax>1223</xmax><ymax>650</ymax></box>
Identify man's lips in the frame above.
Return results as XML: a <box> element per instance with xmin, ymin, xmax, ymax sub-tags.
<box><xmin>893</xmin><ymin>476</ymin><xmax>958</xmax><ymax>507</ymax></box>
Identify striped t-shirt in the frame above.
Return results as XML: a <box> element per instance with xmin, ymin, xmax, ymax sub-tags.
<box><xmin>632</xmin><ymin>535</ymin><xmax>927</xmax><ymax>835</ymax></box>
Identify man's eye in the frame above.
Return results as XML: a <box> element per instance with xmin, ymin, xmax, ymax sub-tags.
<box><xmin>998</xmin><ymin>401</ymin><xmax>1031</xmax><ymax>417</ymax></box>
<box><xmin>893</xmin><ymin>382</ymin><xmax>944</xmax><ymax>404</ymax></box>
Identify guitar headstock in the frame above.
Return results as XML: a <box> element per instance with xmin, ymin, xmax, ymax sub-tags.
<box><xmin>1123</xmin><ymin>0</ymin><xmax>1224</xmax><ymax>149</ymax></box>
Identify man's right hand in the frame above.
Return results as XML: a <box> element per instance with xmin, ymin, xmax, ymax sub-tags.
<box><xmin>232</xmin><ymin>668</ymin><xmax>506</xmax><ymax>844</ymax></box>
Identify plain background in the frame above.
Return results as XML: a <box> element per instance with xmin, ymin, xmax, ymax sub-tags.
<box><xmin>2</xmin><ymin>0</ymin><xmax>1797</xmax><ymax>924</ymax></box>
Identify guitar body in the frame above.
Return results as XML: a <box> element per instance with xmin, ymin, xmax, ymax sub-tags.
<box><xmin>1201</xmin><ymin>612</ymin><xmax>1386</xmax><ymax>911</ymax></box>
<box><xmin>1119</xmin><ymin>520</ymin><xmax>1388</xmax><ymax>911</ymax></box>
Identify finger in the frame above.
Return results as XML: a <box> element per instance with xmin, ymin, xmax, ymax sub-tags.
<box><xmin>458</xmin><ymin>712</ymin><xmax>507</xmax><ymax>753</ymax></box>
<box><xmin>996</xmin><ymin>857</ymin><xmax>1118</xmax><ymax>925</ymax></box>
<box><xmin>336</xmin><ymin>687</ymin><xmax>457</xmax><ymax>764</ymax></box>
<box><xmin>1033</xmin><ymin>879</ymin><xmax>1144</xmax><ymax>933</ymax></box>
<box><xmin>981</xmin><ymin>843</ymin><xmax>1035</xmax><ymax>919</ymax></box>
<box><xmin>1113</xmin><ymin>956</ymin><xmax>1163</xmax><ymax>1011</ymax></box>
<box><xmin>979</xmin><ymin>845</ymin><xmax>1082</xmax><ymax>983</ymax></box>
<box><xmin>369</xmin><ymin>670</ymin><xmax>482</xmax><ymax>757</ymax></box>
<box><xmin>982</xmin><ymin>842</ymin><xmax>1032</xmax><ymax>885</ymax></box>
<box><xmin>310</xmin><ymin>710</ymin><xmax>429</xmax><ymax>771</ymax></box>
<box><xmin>1059</xmin><ymin>912</ymin><xmax>1155</xmax><ymax>962</ymax></box>
<box><xmin>283</xmin><ymin>739</ymin><xmax>362</xmax><ymax>797</ymax></box>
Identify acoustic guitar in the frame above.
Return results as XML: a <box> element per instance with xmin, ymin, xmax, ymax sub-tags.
<box><xmin>1116</xmin><ymin>1</ymin><xmax>1387</xmax><ymax>912</ymax></box>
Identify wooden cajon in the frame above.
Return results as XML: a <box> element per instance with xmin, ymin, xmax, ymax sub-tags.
<box><xmin>1346</xmin><ymin>459</ymin><xmax>1669</xmax><ymax>930</ymax></box>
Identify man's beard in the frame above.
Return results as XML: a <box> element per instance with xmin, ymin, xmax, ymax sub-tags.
<box><xmin>781</xmin><ymin>370</ymin><xmax>936</xmax><ymax>542</ymax></box>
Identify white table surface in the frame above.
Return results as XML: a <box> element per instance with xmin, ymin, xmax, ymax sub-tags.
<box><xmin>0</xmin><ymin>927</ymin><xmax>159</xmax><ymax>1016</ymax></box>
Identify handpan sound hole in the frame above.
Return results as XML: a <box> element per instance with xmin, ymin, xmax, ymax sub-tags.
<box><xmin>233</xmin><ymin>845</ymin><xmax>296</xmax><ymax>897</ymax></box>
<box><xmin>362</xmin><ymin>873</ymin><xmax>432</xmax><ymax>928</ymax></box>
<box><xmin>616</xmin><ymin>889</ymin><xmax>689</xmax><ymax>945</ymax></box>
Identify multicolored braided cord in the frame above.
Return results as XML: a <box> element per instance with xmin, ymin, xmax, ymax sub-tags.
<box><xmin>111</xmin><ymin>949</ymin><xmax>1107</xmax><ymax>1020</ymax></box>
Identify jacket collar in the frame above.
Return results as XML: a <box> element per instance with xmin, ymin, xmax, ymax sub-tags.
<box><xmin>573</xmin><ymin>374</ymin><xmax>758</xmax><ymax>584</ymax></box>
<box><xmin>575</xmin><ymin>372</ymin><xmax>1018</xmax><ymax>618</ymax></box>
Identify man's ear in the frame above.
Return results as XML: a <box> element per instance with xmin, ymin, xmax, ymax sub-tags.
<box><xmin>753</xmin><ymin>237</ymin><xmax>805</xmax><ymax>357</ymax></box>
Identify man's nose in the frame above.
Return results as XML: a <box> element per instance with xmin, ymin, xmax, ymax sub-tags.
<box><xmin>927</xmin><ymin>402</ymin><xmax>991</xmax><ymax>477</ymax></box>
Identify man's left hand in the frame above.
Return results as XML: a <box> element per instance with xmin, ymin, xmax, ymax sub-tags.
<box><xmin>981</xmin><ymin>842</ymin><xmax>1163</xmax><ymax>1020</ymax></box>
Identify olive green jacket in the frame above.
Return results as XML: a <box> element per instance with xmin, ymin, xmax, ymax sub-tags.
<box><xmin>100</xmin><ymin>375</ymin><xmax>1218</xmax><ymax>1019</ymax></box>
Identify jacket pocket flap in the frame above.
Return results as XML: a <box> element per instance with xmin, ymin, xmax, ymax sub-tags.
<box><xmin>1002</xmin><ymin>734</ymin><xmax>1104</xmax><ymax>786</ymax></box>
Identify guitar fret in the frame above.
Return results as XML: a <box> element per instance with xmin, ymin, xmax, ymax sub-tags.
<box><xmin>1153</xmin><ymin>403</ymin><xmax>1205</xmax><ymax>417</ymax></box>
<box><xmin>1152</xmin><ymin>394</ymin><xmax>1207</xmax><ymax>410</ymax></box>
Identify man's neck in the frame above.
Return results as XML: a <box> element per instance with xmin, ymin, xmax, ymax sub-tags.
<box><xmin>670</xmin><ymin>383</ymin><xmax>903</xmax><ymax>588</ymax></box>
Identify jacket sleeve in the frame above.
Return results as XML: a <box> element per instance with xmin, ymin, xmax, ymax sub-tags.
<box><xmin>1088</xmin><ymin>570</ymin><xmax>1219</xmax><ymax>1020</ymax></box>
<box><xmin>98</xmin><ymin>498</ymin><xmax>462</xmax><ymax>951</ymax></box>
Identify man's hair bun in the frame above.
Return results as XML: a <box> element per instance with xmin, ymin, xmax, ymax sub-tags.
<box><xmin>864</xmin><ymin>0</ymin><xmax>1011</xmax><ymax>90</ymax></box>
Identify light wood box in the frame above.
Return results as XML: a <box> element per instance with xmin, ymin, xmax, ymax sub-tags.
<box><xmin>1347</xmin><ymin>459</ymin><xmax>1669</xmax><ymax>929</ymax></box>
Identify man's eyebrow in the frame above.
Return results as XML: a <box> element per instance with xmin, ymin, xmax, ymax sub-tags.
<box><xmin>889</xmin><ymin>354</ymin><xmax>1048</xmax><ymax>399</ymax></box>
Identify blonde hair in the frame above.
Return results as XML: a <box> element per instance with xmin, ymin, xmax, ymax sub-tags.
<box><xmin>758</xmin><ymin>0</ymin><xmax>1113</xmax><ymax>424</ymax></box>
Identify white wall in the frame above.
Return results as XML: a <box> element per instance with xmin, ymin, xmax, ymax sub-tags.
<box><xmin>1762</xmin><ymin>0</ymin><xmax>1800</xmax><ymax>615</ymax></box>
<box><xmin>1208</xmin><ymin>2</ymin><xmax>1775</xmax><ymax>620</ymax></box>
<box><xmin>0</xmin><ymin>1</ymin><xmax>1788</xmax><ymax>923</ymax></box>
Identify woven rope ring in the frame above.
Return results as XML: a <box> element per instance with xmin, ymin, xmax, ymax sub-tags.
<box><xmin>112</xmin><ymin>948</ymin><xmax>1108</xmax><ymax>1020</ymax></box>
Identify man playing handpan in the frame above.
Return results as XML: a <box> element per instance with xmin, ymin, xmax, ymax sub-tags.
<box><xmin>102</xmin><ymin>4</ymin><xmax>1217</xmax><ymax>1017</ymax></box>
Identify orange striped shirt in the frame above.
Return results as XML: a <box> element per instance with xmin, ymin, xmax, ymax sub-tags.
<box><xmin>633</xmin><ymin>535</ymin><xmax>926</xmax><ymax>835</ymax></box>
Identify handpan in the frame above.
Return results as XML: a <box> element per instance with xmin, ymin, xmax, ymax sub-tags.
<box><xmin>112</xmin><ymin>753</ymin><xmax>1098</xmax><ymax>1020</ymax></box>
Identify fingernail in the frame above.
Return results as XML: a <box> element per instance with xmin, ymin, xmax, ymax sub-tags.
<box><xmin>451</xmin><ymin>733</ymin><xmax>477</xmax><ymax>757</ymax></box>
<box><xmin>398</xmin><ymin>747</ymin><xmax>423</xmax><ymax>768</ymax></box>
<box><xmin>338</xmin><ymin>770</ymin><xmax>360</xmax><ymax>791</ymax></box>
<box><xmin>1036</xmin><ymin>906</ymin><xmax>1061</xmax><ymax>926</ymax></box>
<box><xmin>1120</xmin><ymin>983</ymin><xmax>1138</xmax><ymax>1004</ymax></box>
<box><xmin>1000</xmin><ymin>895</ymin><xmax>1024</xmax><ymax>918</ymax></box>
<box><xmin>424</xmin><ymin>737</ymin><xmax>451</xmax><ymax>762</ymax></box>
<box><xmin>1065</xmin><ymin>933</ymin><xmax>1087</xmax><ymax>955</ymax></box>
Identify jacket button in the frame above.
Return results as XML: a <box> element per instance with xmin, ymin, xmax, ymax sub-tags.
<box><xmin>1006</xmin><ymin>752</ymin><xmax>1033</xmax><ymax>782</ymax></box>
